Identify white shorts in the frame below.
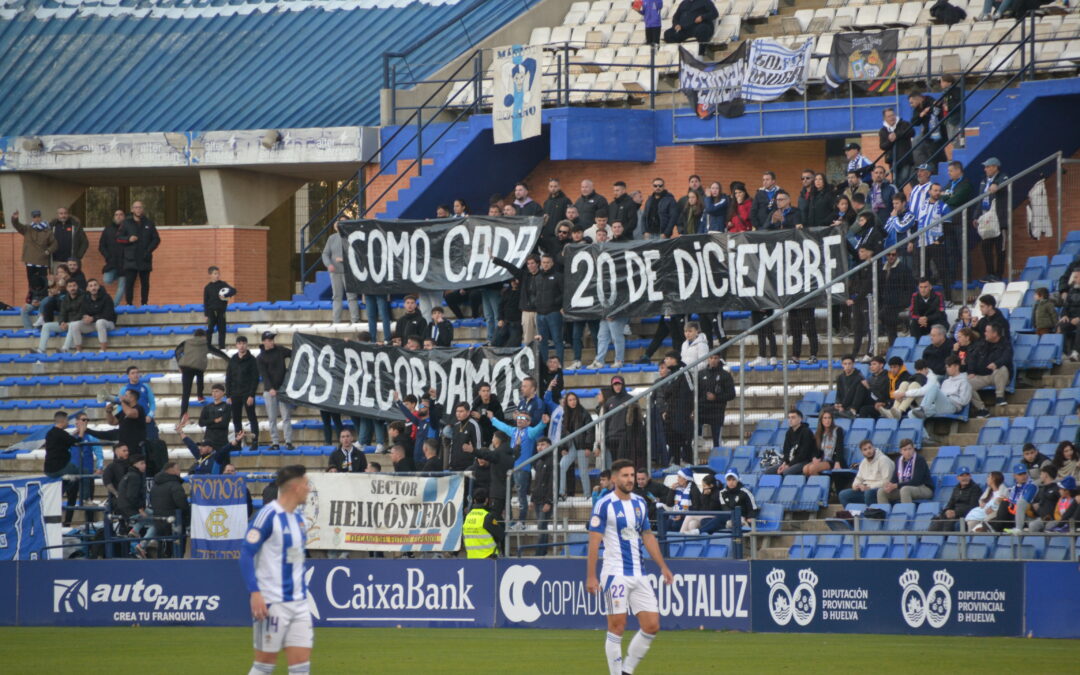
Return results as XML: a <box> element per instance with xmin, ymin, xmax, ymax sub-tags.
<box><xmin>253</xmin><ymin>599</ymin><xmax>313</xmax><ymax>652</ymax></box>
<box><xmin>602</xmin><ymin>574</ymin><xmax>658</xmax><ymax>616</ymax></box>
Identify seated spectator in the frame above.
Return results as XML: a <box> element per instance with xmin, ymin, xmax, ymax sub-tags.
<box><xmin>908</xmin><ymin>277</ymin><xmax>946</xmax><ymax>339</ymax></box>
<box><xmin>1058</xmin><ymin>270</ymin><xmax>1080</xmax><ymax>359</ymax></box>
<box><xmin>964</xmin><ymin>471</ymin><xmax>1009</xmax><ymax>532</ymax></box>
<box><xmin>20</xmin><ymin>273</ymin><xmax>48</xmax><ymax>330</ymax></box>
<box><xmin>1050</xmin><ymin>441</ymin><xmax>1079</xmax><ymax>482</ymax></box>
<box><xmin>1033</xmin><ymin>285</ymin><xmax>1058</xmax><ymax>337</ymax></box>
<box><xmin>999</xmin><ymin>463</ymin><xmax>1039</xmax><ymax>533</ymax></box>
<box><xmin>679</xmin><ymin>473</ymin><xmax>720</xmax><ymax>534</ymax></box>
<box><xmin>951</xmin><ymin>305</ymin><xmax>975</xmax><ymax>343</ymax></box>
<box><xmin>1019</xmin><ymin>442</ymin><xmax>1052</xmax><ymax>482</ymax></box>
<box><xmin>708</xmin><ymin>469</ymin><xmax>757</xmax><ymax>532</ymax></box>
<box><xmin>1044</xmin><ymin>477</ymin><xmax>1079</xmax><ymax>533</ymax></box>
<box><xmin>857</xmin><ymin>356</ymin><xmax>891</xmax><ymax>418</ymax></box>
<box><xmin>806</xmin><ymin>409</ymin><xmax>845</xmax><ymax>477</ymax></box>
<box><xmin>62</xmin><ymin>278</ymin><xmax>116</xmax><ymax>352</ymax></box>
<box><xmin>838</xmin><ymin>440</ymin><xmax>895</xmax><ymax>506</ymax></box>
<box><xmin>967</xmin><ymin>322</ymin><xmax>1012</xmax><ymax>416</ymax></box>
<box><xmin>41</xmin><ymin>278</ymin><xmax>82</xmax><ymax>354</ymax></box>
<box><xmin>662</xmin><ymin>467</ymin><xmax>694</xmax><ymax>529</ymax></box>
<box><xmin>766</xmin><ymin>410</ymin><xmax>817</xmax><ymax>476</ymax></box>
<box><xmin>884</xmin><ymin>359</ymin><xmax>935</xmax><ymax>419</ymax></box>
<box><xmin>912</xmin><ymin>356</ymin><xmax>972</xmax><ymax>419</ymax></box>
<box><xmin>633</xmin><ymin>469</ymin><xmax>670</xmax><ymax>523</ymax></box>
<box><xmin>877</xmin><ymin>439</ymin><xmax>933</xmax><ymax>504</ymax></box>
<box><xmin>973</xmin><ymin>294</ymin><xmax>1010</xmax><ymax>341</ymax></box>
<box><xmin>663</xmin><ymin>0</ymin><xmax>718</xmax><ymax>51</ymax></box>
<box><xmin>921</xmin><ymin>325</ymin><xmax>954</xmax><ymax>377</ymax></box>
<box><xmin>929</xmin><ymin>466</ymin><xmax>982</xmax><ymax>531</ymax></box>
<box><xmin>1026</xmin><ymin>466</ymin><xmax>1065</xmax><ymax>532</ymax></box>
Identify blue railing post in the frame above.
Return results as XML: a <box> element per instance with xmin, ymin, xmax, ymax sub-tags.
<box><xmin>731</xmin><ymin>506</ymin><xmax>743</xmax><ymax>558</ymax></box>
<box><xmin>657</xmin><ymin>511</ymin><xmax>669</xmax><ymax>559</ymax></box>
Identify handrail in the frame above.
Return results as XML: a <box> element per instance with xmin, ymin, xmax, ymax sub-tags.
<box><xmin>298</xmin><ymin>49</ymin><xmax>484</xmax><ymax>283</ymax></box>
<box><xmin>504</xmin><ymin>150</ymin><xmax>1064</xmax><ymax>525</ymax></box>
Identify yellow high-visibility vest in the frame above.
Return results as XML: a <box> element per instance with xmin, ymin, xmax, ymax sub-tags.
<box><xmin>462</xmin><ymin>507</ymin><xmax>497</xmax><ymax>558</ymax></box>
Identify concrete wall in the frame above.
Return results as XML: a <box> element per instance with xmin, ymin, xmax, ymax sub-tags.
<box><xmin>0</xmin><ymin>225</ymin><xmax>267</xmax><ymax>308</ymax></box>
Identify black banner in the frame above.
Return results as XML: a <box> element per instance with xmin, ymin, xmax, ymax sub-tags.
<box><xmin>562</xmin><ymin>227</ymin><xmax>849</xmax><ymax>321</ymax></box>
<box><xmin>679</xmin><ymin>43</ymin><xmax>747</xmax><ymax>119</ymax></box>
<box><xmin>341</xmin><ymin>215</ymin><xmax>541</xmax><ymax>294</ymax></box>
<box><xmin>824</xmin><ymin>30</ymin><xmax>898</xmax><ymax>94</ymax></box>
<box><xmin>281</xmin><ymin>333</ymin><xmax>538</xmax><ymax>421</ymax></box>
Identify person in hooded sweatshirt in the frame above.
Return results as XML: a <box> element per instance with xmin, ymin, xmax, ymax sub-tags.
<box><xmin>149</xmin><ymin>461</ymin><xmax>190</xmax><ymax>556</ymax></box>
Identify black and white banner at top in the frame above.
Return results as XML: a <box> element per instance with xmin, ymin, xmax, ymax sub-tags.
<box><xmin>741</xmin><ymin>39</ymin><xmax>812</xmax><ymax>102</ymax></box>
<box><xmin>282</xmin><ymin>333</ymin><xmax>538</xmax><ymax>421</ymax></box>
<box><xmin>825</xmin><ymin>30</ymin><xmax>899</xmax><ymax>94</ymax></box>
<box><xmin>562</xmin><ymin>227</ymin><xmax>849</xmax><ymax>321</ymax></box>
<box><xmin>340</xmin><ymin>216</ymin><xmax>541</xmax><ymax>295</ymax></box>
<box><xmin>679</xmin><ymin>43</ymin><xmax>747</xmax><ymax>119</ymax></box>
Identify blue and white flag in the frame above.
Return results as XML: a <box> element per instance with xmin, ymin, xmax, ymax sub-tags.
<box><xmin>189</xmin><ymin>475</ymin><xmax>249</xmax><ymax>559</ymax></box>
<box><xmin>492</xmin><ymin>43</ymin><xmax>541</xmax><ymax>144</ymax></box>
<box><xmin>741</xmin><ymin>39</ymin><xmax>813</xmax><ymax>102</ymax></box>
<box><xmin>0</xmin><ymin>476</ymin><xmax>62</xmax><ymax>560</ymax></box>
<box><xmin>304</xmin><ymin>472</ymin><xmax>464</xmax><ymax>552</ymax></box>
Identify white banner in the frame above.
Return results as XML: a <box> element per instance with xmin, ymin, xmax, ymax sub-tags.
<box><xmin>492</xmin><ymin>44</ymin><xmax>542</xmax><ymax>144</ymax></box>
<box><xmin>742</xmin><ymin>39</ymin><xmax>813</xmax><ymax>102</ymax></box>
<box><xmin>189</xmin><ymin>476</ymin><xmax>249</xmax><ymax>559</ymax></box>
<box><xmin>303</xmin><ymin>473</ymin><xmax>465</xmax><ymax>552</ymax></box>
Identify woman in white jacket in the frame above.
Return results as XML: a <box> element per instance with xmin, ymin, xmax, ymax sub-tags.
<box><xmin>965</xmin><ymin>471</ymin><xmax>1008</xmax><ymax>532</ymax></box>
<box><xmin>680</xmin><ymin>321</ymin><xmax>709</xmax><ymax>372</ymax></box>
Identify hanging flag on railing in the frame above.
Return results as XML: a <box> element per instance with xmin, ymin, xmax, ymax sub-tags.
<box><xmin>741</xmin><ymin>38</ymin><xmax>813</xmax><ymax>102</ymax></box>
<box><xmin>493</xmin><ymin>44</ymin><xmax>542</xmax><ymax>144</ymax></box>
<box><xmin>825</xmin><ymin>30</ymin><xmax>899</xmax><ymax>94</ymax></box>
<box><xmin>679</xmin><ymin>43</ymin><xmax>747</xmax><ymax>119</ymax></box>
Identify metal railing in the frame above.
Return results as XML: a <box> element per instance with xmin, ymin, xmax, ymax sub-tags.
<box><xmin>504</xmin><ymin>149</ymin><xmax>1069</xmax><ymax>551</ymax></box>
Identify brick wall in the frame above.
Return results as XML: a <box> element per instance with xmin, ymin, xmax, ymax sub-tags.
<box><xmin>0</xmin><ymin>225</ymin><xmax>267</xmax><ymax>307</ymax></box>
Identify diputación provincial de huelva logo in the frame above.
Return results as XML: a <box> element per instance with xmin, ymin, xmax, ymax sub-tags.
<box><xmin>766</xmin><ymin>568</ymin><xmax>818</xmax><ymax>626</ymax></box>
<box><xmin>899</xmin><ymin>568</ymin><xmax>954</xmax><ymax>629</ymax></box>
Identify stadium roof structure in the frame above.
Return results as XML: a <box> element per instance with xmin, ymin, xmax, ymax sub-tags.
<box><xmin>0</xmin><ymin>0</ymin><xmax>530</xmax><ymax>137</ymax></box>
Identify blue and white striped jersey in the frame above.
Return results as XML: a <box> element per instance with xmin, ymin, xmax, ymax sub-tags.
<box><xmin>588</xmin><ymin>491</ymin><xmax>651</xmax><ymax>577</ymax></box>
<box><xmin>239</xmin><ymin>501</ymin><xmax>307</xmax><ymax>604</ymax></box>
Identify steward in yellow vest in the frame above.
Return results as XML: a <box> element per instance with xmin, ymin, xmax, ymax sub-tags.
<box><xmin>462</xmin><ymin>489</ymin><xmax>504</xmax><ymax>558</ymax></box>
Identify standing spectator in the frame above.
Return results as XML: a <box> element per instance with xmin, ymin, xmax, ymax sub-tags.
<box><xmin>942</xmin><ymin>160</ymin><xmax>974</xmax><ymax>287</ymax></box>
<box><xmin>366</xmin><ymin>293</ymin><xmax>392</xmax><ymax>344</ymax></box>
<box><xmin>102</xmin><ymin>443</ymin><xmax>131</xmax><ymax>513</ymax></box>
<box><xmin>540</xmin><ymin>178</ymin><xmax>571</xmax><ymax>253</ymax></box>
<box><xmin>877</xmin><ymin>439</ymin><xmax>933</xmax><ymax>504</ymax></box>
<box><xmin>838</xmin><ymin>441</ymin><xmax>895</xmax><ymax>506</ymax></box>
<box><xmin>533</xmin><ymin>254</ymin><xmax>564</xmax><ymax>364</ymax></box>
<box><xmin>676</xmin><ymin>190</ymin><xmax>704</xmax><ymax>235</ymax></box>
<box><xmin>917</xmin><ymin>182</ymin><xmax>951</xmax><ymax>291</ymax></box>
<box><xmin>62</xmin><ymin>278</ymin><xmax>116</xmax><ymax>352</ymax></box>
<box><xmin>804</xmin><ymin>173</ymin><xmax>834</xmax><ymax>229</ymax></box>
<box><xmin>747</xmin><ymin>310</ymin><xmax>778</xmax><ymax>367</ymax></box>
<box><xmin>878</xmin><ymin>108</ymin><xmax>915</xmax><ymax>187</ymax></box>
<box><xmin>697</xmin><ymin>353</ymin><xmax>734</xmax><ymax>447</ymax></box>
<box><xmin>466</xmin><ymin>433</ymin><xmax>515</xmax><ymax>516</ymax></box>
<box><xmin>789</xmin><ymin>300</ymin><xmax>819</xmax><ymax>365</ymax></box>
<box><xmin>518</xmin><ymin>376</ymin><xmax>545</xmax><ymax>426</ymax></box>
<box><xmin>609</xmin><ymin>181</ymin><xmax>638</xmax><ymax>237</ymax></box>
<box><xmin>601</xmin><ymin>376</ymin><xmax>637</xmax><ymax>464</ymax></box>
<box><xmin>390</xmin><ymin>444</ymin><xmax>416</xmax><ymax>472</ymax></box>
<box><xmin>50</xmin><ymin>207</ymin><xmax>88</xmax><ymax>271</ymax></box>
<box><xmin>841</xmin><ymin>170</ymin><xmax>870</xmax><ymax>204</ymax></box>
<box><xmin>394</xmin><ymin>295</ymin><xmax>428</xmax><ymax>343</ymax></box>
<box><xmin>530</xmin><ymin>437</ymin><xmax>555</xmax><ymax>552</ymax></box>
<box><xmin>512</xmin><ymin>181</ymin><xmax>543</xmax><ymax>216</ymax></box>
<box><xmin>493</xmin><ymin>254</ymin><xmax>539</xmax><ymax>346</ymax></box>
<box><xmin>908</xmin><ymin>92</ymin><xmax>945</xmax><ymax>166</ymax></box>
<box><xmin>226</xmin><ymin>336</ymin><xmax>260</xmax><ymax>450</ymax></box>
<box><xmin>867</xmin><ymin>165</ymin><xmax>897</xmax><ymax>228</ymax></box>
<box><xmin>590</xmin><ymin>307</ymin><xmax>629</xmax><ymax>370</ymax></box>
<box><xmin>849</xmin><ymin>244</ymin><xmax>876</xmax><ymax>361</ymax></box>
<box><xmin>448</xmin><ymin>402</ymin><xmax>484</xmax><ymax>472</ymax></box>
<box><xmin>203</xmin><ymin>266</ymin><xmax>236</xmax><ymax>350</ymax></box>
<box><xmin>676</xmin><ymin>175</ymin><xmax>706</xmax><ymax>215</ymax></box>
<box><xmin>322</xmin><ymin>218</ymin><xmax>360</xmax><ymax>323</ymax></box>
<box><xmin>658</xmin><ymin>353</ymin><xmax>694</xmax><ymax>468</ymax></box>
<box><xmin>750</xmin><ymin>171</ymin><xmax>781</xmax><ymax>230</ymax></box>
<box><xmin>149</xmin><ymin>461</ymin><xmax>189</xmax><ymax>556</ymax></box>
<box><xmin>176</xmin><ymin>332</ymin><xmax>228</xmax><ymax>418</ymax></box>
<box><xmin>257</xmin><ymin>331</ymin><xmax>293</xmax><ymax>452</ymax></box>
<box><xmin>574</xmin><ymin>179</ymin><xmax>608</xmax><ymax>229</ymax></box>
<box><xmin>117</xmin><ymin>201</ymin><xmax>160</xmax><ymax>306</ymax></box>
<box><xmin>797</xmin><ymin>169</ymin><xmax>815</xmax><ymax>223</ymax></box>
<box><xmin>420</xmin><ymin>438</ymin><xmax>443</xmax><ymax>472</ymax></box>
<box><xmin>938</xmin><ymin>74</ymin><xmax>964</xmax><ymax>148</ymax></box>
<box><xmin>10</xmin><ymin>209</ymin><xmax>57</xmax><ymax>288</ymax></box>
<box><xmin>426</xmin><ymin>306</ymin><xmax>454</xmax><ymax>347</ymax></box>
<box><xmin>106</xmin><ymin>390</ymin><xmax>149</xmax><ymax>455</ymax></box>
<box><xmin>1033</xmin><ymin>286</ymin><xmax>1059</xmax><ymax>337</ymax></box>
<box><xmin>844</xmin><ymin>142</ymin><xmax>874</xmax><ymax>183</ymax></box>
<box><xmin>701</xmin><ymin>181</ymin><xmax>729</xmax><ymax>231</ymax></box>
<box><xmin>43</xmin><ymin>410</ymin><xmax>80</xmax><ymax>479</ymax></box>
<box><xmin>488</xmin><ymin>409</ymin><xmax>548</xmax><ymax>522</ymax></box>
<box><xmin>113</xmin><ymin>365</ymin><xmax>156</xmax><ymax>439</ymax></box>
<box><xmin>663</xmin><ymin>0</ymin><xmax>718</xmax><ymax>49</ymax></box>
<box><xmin>327</xmin><ymin>429</ymin><xmax>367</xmax><ymax>472</ymax></box>
<box><xmin>635</xmin><ymin>0</ymin><xmax>663</xmax><ymax>46</ymax></box>
<box><xmin>879</xmin><ymin>250</ymin><xmax>915</xmax><ymax>344</ymax></box>
<box><xmin>644</xmin><ymin>178</ymin><xmax>678</xmax><ymax>238</ymax></box>
<box><xmin>929</xmin><ymin>466</ymin><xmax>982</xmax><ymax>531</ymax></box>
<box><xmin>98</xmin><ymin>209</ymin><xmax>128</xmax><ymax>303</ymax></box>
<box><xmin>470</xmin><ymin>382</ymin><xmax>504</xmax><ymax>446</ymax></box>
<box><xmin>556</xmin><ymin>391</ymin><xmax>594</xmax><ymax>498</ymax></box>
<box><xmin>908</xmin><ymin>165</ymin><xmax>934</xmax><ymax>227</ymax></box>
<box><xmin>53</xmin><ymin>279</ymin><xmax>85</xmax><ymax>354</ymax></box>
<box><xmin>908</xmin><ymin>277</ymin><xmax>947</xmax><ymax>339</ymax></box>
<box><xmin>767</xmin><ymin>410</ymin><xmax>817</xmax><ymax>476</ymax></box>
<box><xmin>975</xmin><ymin>157</ymin><xmax>1009</xmax><ymax>281</ymax></box>
<box><xmin>967</xmin><ymin>323</ymin><xmax>1013</xmax><ymax>415</ymax></box>
<box><xmin>883</xmin><ymin>192</ymin><xmax>916</xmax><ymax>257</ymax></box>
<box><xmin>680</xmin><ymin>321</ymin><xmax>708</xmax><ymax>372</ymax></box>
<box><xmin>493</xmin><ymin>277</ymin><xmax>523</xmax><ymax>347</ymax></box>
<box><xmin>727</xmin><ymin>182</ymin><xmax>752</xmax><ymax>232</ymax></box>
<box><xmin>116</xmin><ymin>454</ymin><xmax>152</xmax><ymax>556</ymax></box>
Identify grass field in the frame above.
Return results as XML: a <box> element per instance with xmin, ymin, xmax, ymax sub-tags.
<box><xmin>3</xmin><ymin>627</ymin><xmax>1079</xmax><ymax>673</ymax></box>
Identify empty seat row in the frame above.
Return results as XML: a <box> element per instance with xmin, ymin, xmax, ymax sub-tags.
<box><xmin>789</xmin><ymin>532</ymin><xmax>1075</xmax><ymax>560</ymax></box>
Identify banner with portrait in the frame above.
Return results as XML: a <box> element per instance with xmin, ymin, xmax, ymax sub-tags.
<box><xmin>493</xmin><ymin>44</ymin><xmax>542</xmax><ymax>144</ymax></box>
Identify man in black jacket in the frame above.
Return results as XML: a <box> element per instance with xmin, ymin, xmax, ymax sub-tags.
<box><xmin>102</xmin><ymin>443</ymin><xmax>130</xmax><ymax>511</ymax></box>
<box><xmin>663</xmin><ymin>0</ymin><xmax>718</xmax><ymax>49</ymax></box>
<box><xmin>53</xmin><ymin>279</ymin><xmax>85</xmax><ymax>354</ymax></box>
<box><xmin>464</xmin><ymin>431</ymin><xmax>515</xmax><ymax>516</ymax></box>
<box><xmin>698</xmin><ymin>354</ymin><xmax>735</xmax><ymax>446</ymax></box>
<box><xmin>226</xmin><ymin>336</ymin><xmax>260</xmax><ymax>449</ymax></box>
<box><xmin>879</xmin><ymin>250</ymin><xmax>915</xmax><ymax>343</ymax></box>
<box><xmin>751</xmin><ymin>171</ymin><xmax>782</xmax><ymax>230</ymax></box>
<box><xmin>117</xmin><ymin>454</ymin><xmax>152</xmax><ymax>554</ymax></box>
<box><xmin>449</xmin><ymin>403</ymin><xmax>484</xmax><ymax>471</ymax></box>
<box><xmin>199</xmin><ymin>384</ymin><xmax>231</xmax><ymax>449</ymax></box>
<box><xmin>769</xmin><ymin>410</ymin><xmax>817</xmax><ymax>476</ymax></box>
<box><xmin>849</xmin><ymin>245</ymin><xmax>876</xmax><ymax>360</ymax></box>
<box><xmin>257</xmin><ymin>331</ymin><xmax>293</xmax><ymax>451</ymax></box>
<box><xmin>117</xmin><ymin>201</ymin><xmax>160</xmax><ymax>306</ymax></box>
<box><xmin>930</xmin><ymin>466</ymin><xmax>982</xmax><ymax>531</ymax></box>
<box><xmin>659</xmin><ymin>355</ymin><xmax>694</xmax><ymax>467</ymax></box>
<box><xmin>573</xmin><ymin>179</ymin><xmax>608</xmax><ymax>229</ymax></box>
<box><xmin>420</xmin><ymin>438</ymin><xmax>444</xmax><ymax>472</ymax></box>
<box><xmin>99</xmin><ymin>209</ymin><xmax>128</xmax><ymax>303</ymax></box>
<box><xmin>858</xmin><ymin>356</ymin><xmax>891</xmax><ymax>418</ymax></box>
<box><xmin>644</xmin><ymin>178</ymin><xmax>678</xmax><ymax>238</ymax></box>
<box><xmin>43</xmin><ymin>410</ymin><xmax>80</xmax><ymax>478</ymax></box>
<box><xmin>530</xmin><ymin>437</ymin><xmax>555</xmax><ymax>554</ymax></box>
<box><xmin>149</xmin><ymin>461</ymin><xmax>190</xmax><ymax>555</ymax></box>
<box><xmin>533</xmin><ymin>254</ymin><xmax>564</xmax><ymax>364</ymax></box>
<box><xmin>967</xmin><ymin>322</ymin><xmax>1012</xmax><ymax>414</ymax></box>
<box><xmin>390</xmin><ymin>444</ymin><xmax>416</xmax><ymax>473</ymax></box>
<box><xmin>609</xmin><ymin>181</ymin><xmax>638</xmax><ymax>237</ymax></box>
<box><xmin>394</xmin><ymin>295</ymin><xmax>428</xmax><ymax>343</ymax></box>
<box><xmin>512</xmin><ymin>182</ymin><xmax>543</xmax><ymax>217</ymax></box>
<box><xmin>470</xmin><ymin>383</ymin><xmax>504</xmax><ymax>446</ymax></box>
<box><xmin>699</xmin><ymin>469</ymin><xmax>759</xmax><ymax>534</ymax></box>
<box><xmin>203</xmin><ymin>266</ymin><xmax>236</xmax><ymax>349</ymax></box>
<box><xmin>879</xmin><ymin>107</ymin><xmax>916</xmax><ymax>188</ymax></box>
<box><xmin>908</xmin><ymin>277</ymin><xmax>947</xmax><ymax>339</ymax></box>
<box><xmin>493</xmin><ymin>254</ymin><xmax>539</xmax><ymax>345</ymax></box>
<box><xmin>975</xmin><ymin>157</ymin><xmax>1009</xmax><ymax>280</ymax></box>
<box><xmin>973</xmin><ymin>293</ymin><xmax>1010</xmax><ymax>341</ymax></box>
<box><xmin>50</xmin><ymin>207</ymin><xmax>88</xmax><ymax>270</ymax></box>
<box><xmin>833</xmin><ymin>356</ymin><xmax>868</xmax><ymax>418</ymax></box>
<box><xmin>877</xmin><ymin>439</ymin><xmax>934</xmax><ymax>503</ymax></box>
<box><xmin>541</xmin><ymin>179</ymin><xmax>572</xmax><ymax>249</ymax></box>
<box><xmin>921</xmin><ymin>325</ymin><xmax>954</xmax><ymax>376</ymax></box>
<box><xmin>327</xmin><ymin>429</ymin><xmax>367</xmax><ymax>472</ymax></box>
<box><xmin>426</xmin><ymin>306</ymin><xmax>454</xmax><ymax>347</ymax></box>
<box><xmin>62</xmin><ymin>278</ymin><xmax>116</xmax><ymax>352</ymax></box>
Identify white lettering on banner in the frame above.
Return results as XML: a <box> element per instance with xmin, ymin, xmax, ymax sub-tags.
<box><xmin>284</xmin><ymin>343</ymin><xmax>316</xmax><ymax>399</ymax></box>
<box><xmin>346</xmin><ymin>229</ymin><xmax>432</xmax><ymax>285</ymax></box>
<box><xmin>323</xmin><ymin>566</ymin><xmax>475</xmax><ymax>613</ymax></box>
<box><xmin>569</xmin><ymin>253</ymin><xmax>595</xmax><ymax>308</ymax></box>
<box><xmin>52</xmin><ymin>578</ymin><xmax>221</xmax><ymax>620</ymax></box>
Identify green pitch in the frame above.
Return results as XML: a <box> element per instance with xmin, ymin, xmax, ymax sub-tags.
<box><xmin>2</xmin><ymin>627</ymin><xmax>1078</xmax><ymax>673</ymax></box>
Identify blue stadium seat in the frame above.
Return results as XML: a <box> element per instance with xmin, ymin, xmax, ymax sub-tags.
<box><xmin>888</xmin><ymin>535</ymin><xmax>917</xmax><ymax>559</ymax></box>
<box><xmin>914</xmin><ymin>536</ymin><xmax>943</xmax><ymax>559</ymax></box>
<box><xmin>756</xmin><ymin>475</ymin><xmax>781</xmax><ymax>503</ymax></box>
<box><xmin>898</xmin><ymin>418</ymin><xmax>924</xmax><ymax>448</ymax></box>
<box><xmin>756</xmin><ymin>503</ymin><xmax>783</xmax><ymax>532</ymax></box>
<box><xmin>961</xmin><ymin>446</ymin><xmax>988</xmax><ymax>472</ymax></box>
<box><xmin>788</xmin><ymin>534</ymin><xmax>816</xmax><ymax>559</ymax></box>
<box><xmin>1044</xmin><ymin>538</ymin><xmax>1070</xmax><ymax>561</ymax></box>
<box><xmin>872</xmin><ymin>418</ymin><xmax>899</xmax><ymax>451</ymax></box>
<box><xmin>1022</xmin><ymin>536</ymin><xmax>1047</xmax><ymax>560</ymax></box>
<box><xmin>1020</xmin><ymin>256</ymin><xmax>1048</xmax><ymax>281</ymax></box>
<box><xmin>799</xmin><ymin>476</ymin><xmax>829</xmax><ymax>511</ymax></box>
<box><xmin>707</xmin><ymin>456</ymin><xmax>728</xmax><ymax>474</ymax></box>
<box><xmin>977</xmin><ymin>421</ymin><xmax>1008</xmax><ymax>445</ymax></box>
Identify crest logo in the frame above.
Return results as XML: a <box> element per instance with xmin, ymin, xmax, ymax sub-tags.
<box><xmin>899</xmin><ymin>568</ymin><xmax>954</xmax><ymax>628</ymax></box>
<box><xmin>766</xmin><ymin>568</ymin><xmax>818</xmax><ymax>626</ymax></box>
<box><xmin>53</xmin><ymin>579</ymin><xmax>88</xmax><ymax>613</ymax></box>
<box><xmin>204</xmin><ymin>507</ymin><xmax>229</xmax><ymax>538</ymax></box>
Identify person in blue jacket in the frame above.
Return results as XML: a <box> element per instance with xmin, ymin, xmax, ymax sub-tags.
<box><xmin>487</xmin><ymin>409</ymin><xmax>548</xmax><ymax>525</ymax></box>
<box><xmin>635</xmin><ymin>0</ymin><xmax>664</xmax><ymax>46</ymax></box>
<box><xmin>1001</xmin><ymin>464</ymin><xmax>1039</xmax><ymax>533</ymax></box>
<box><xmin>180</xmin><ymin>428</ymin><xmax>240</xmax><ymax>475</ymax></box>
<box><xmin>701</xmin><ymin>181</ymin><xmax>730</xmax><ymax>232</ymax></box>
<box><xmin>117</xmin><ymin>365</ymin><xmax>158</xmax><ymax>440</ymax></box>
